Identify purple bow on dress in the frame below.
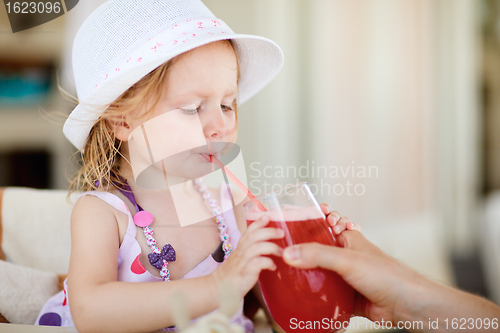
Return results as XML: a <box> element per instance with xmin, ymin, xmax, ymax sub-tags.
<box><xmin>148</xmin><ymin>244</ymin><xmax>176</xmax><ymax>269</ymax></box>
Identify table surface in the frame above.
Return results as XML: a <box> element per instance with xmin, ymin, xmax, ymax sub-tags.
<box><xmin>0</xmin><ymin>324</ymin><xmax>78</xmax><ymax>332</ymax></box>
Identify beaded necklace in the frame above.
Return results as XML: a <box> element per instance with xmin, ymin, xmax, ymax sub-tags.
<box><xmin>117</xmin><ymin>178</ymin><xmax>232</xmax><ymax>281</ymax></box>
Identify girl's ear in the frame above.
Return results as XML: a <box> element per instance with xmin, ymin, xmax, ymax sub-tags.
<box><xmin>107</xmin><ymin>116</ymin><xmax>133</xmax><ymax>142</ymax></box>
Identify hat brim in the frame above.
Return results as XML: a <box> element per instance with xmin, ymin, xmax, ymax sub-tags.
<box><xmin>63</xmin><ymin>28</ymin><xmax>283</xmax><ymax>150</ymax></box>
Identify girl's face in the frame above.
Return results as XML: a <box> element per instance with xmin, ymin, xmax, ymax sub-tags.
<box><xmin>121</xmin><ymin>41</ymin><xmax>239</xmax><ymax>183</ymax></box>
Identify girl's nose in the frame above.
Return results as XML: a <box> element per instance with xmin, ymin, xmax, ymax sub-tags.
<box><xmin>202</xmin><ymin>105</ymin><xmax>227</xmax><ymax>139</ymax></box>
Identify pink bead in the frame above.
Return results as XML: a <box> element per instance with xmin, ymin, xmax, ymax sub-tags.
<box><xmin>134</xmin><ymin>211</ymin><xmax>154</xmax><ymax>227</ymax></box>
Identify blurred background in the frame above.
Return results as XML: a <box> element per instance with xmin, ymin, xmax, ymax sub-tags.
<box><xmin>1</xmin><ymin>0</ymin><xmax>499</xmax><ymax>330</ymax></box>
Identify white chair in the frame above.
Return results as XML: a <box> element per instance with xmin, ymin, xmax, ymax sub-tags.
<box><xmin>481</xmin><ymin>191</ymin><xmax>500</xmax><ymax>305</ymax></box>
<box><xmin>0</xmin><ymin>187</ymin><xmax>76</xmax><ymax>324</ymax></box>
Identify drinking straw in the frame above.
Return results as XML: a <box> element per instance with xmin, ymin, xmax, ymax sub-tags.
<box><xmin>211</xmin><ymin>155</ymin><xmax>267</xmax><ymax>211</ymax></box>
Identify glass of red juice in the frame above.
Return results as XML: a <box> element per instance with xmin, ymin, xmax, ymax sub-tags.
<box><xmin>243</xmin><ymin>183</ymin><xmax>354</xmax><ymax>332</ymax></box>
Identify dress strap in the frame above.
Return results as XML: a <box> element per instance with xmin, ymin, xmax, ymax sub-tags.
<box><xmin>115</xmin><ymin>178</ymin><xmax>143</xmax><ymax>213</ymax></box>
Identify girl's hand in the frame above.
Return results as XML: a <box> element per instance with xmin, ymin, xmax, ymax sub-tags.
<box><xmin>211</xmin><ymin>215</ymin><xmax>284</xmax><ymax>298</ymax></box>
<box><xmin>320</xmin><ymin>203</ymin><xmax>361</xmax><ymax>235</ymax></box>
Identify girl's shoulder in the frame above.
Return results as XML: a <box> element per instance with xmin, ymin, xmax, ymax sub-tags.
<box><xmin>75</xmin><ymin>190</ymin><xmax>131</xmax><ymax>215</ymax></box>
<box><xmin>72</xmin><ymin>190</ymin><xmax>131</xmax><ymax>245</ymax></box>
<box><xmin>71</xmin><ymin>192</ymin><xmax>121</xmax><ymax>230</ymax></box>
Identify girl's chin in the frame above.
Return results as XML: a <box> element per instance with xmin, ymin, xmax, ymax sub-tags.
<box><xmin>133</xmin><ymin>155</ymin><xmax>215</xmax><ymax>186</ymax></box>
<box><xmin>199</xmin><ymin>153</ymin><xmax>212</xmax><ymax>163</ymax></box>
<box><xmin>162</xmin><ymin>162</ymin><xmax>214</xmax><ymax>180</ymax></box>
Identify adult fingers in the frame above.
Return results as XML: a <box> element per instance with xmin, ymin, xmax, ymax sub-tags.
<box><xmin>283</xmin><ymin>231</ymin><xmax>377</xmax><ymax>271</ymax></box>
<box><xmin>282</xmin><ymin>242</ymin><xmax>353</xmax><ymax>274</ymax></box>
<box><xmin>336</xmin><ymin>230</ymin><xmax>384</xmax><ymax>256</ymax></box>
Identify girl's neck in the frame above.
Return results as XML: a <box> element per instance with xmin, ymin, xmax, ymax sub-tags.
<box><xmin>116</xmin><ymin>154</ymin><xmax>209</xmax><ymax>227</ymax></box>
<box><xmin>117</xmin><ymin>142</ymin><xmax>199</xmax><ymax>195</ymax></box>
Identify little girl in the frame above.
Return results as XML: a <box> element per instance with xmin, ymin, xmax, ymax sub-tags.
<box><xmin>35</xmin><ymin>0</ymin><xmax>356</xmax><ymax>332</ymax></box>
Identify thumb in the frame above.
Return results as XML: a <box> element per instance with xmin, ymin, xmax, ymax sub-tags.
<box><xmin>283</xmin><ymin>242</ymin><xmax>349</xmax><ymax>273</ymax></box>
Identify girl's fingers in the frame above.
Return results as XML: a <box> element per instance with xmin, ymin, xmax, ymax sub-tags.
<box><xmin>327</xmin><ymin>211</ymin><xmax>342</xmax><ymax>227</ymax></box>
<box><xmin>333</xmin><ymin>216</ymin><xmax>352</xmax><ymax>234</ymax></box>
<box><xmin>347</xmin><ymin>222</ymin><xmax>361</xmax><ymax>232</ymax></box>
<box><xmin>243</xmin><ymin>226</ymin><xmax>284</xmax><ymax>245</ymax></box>
<box><xmin>248</xmin><ymin>256</ymin><xmax>277</xmax><ymax>272</ymax></box>
<box><xmin>237</xmin><ymin>222</ymin><xmax>284</xmax><ymax>253</ymax></box>
<box><xmin>320</xmin><ymin>203</ymin><xmax>330</xmax><ymax>215</ymax></box>
<box><xmin>243</xmin><ymin>242</ymin><xmax>283</xmax><ymax>260</ymax></box>
<box><xmin>246</xmin><ymin>215</ymin><xmax>271</xmax><ymax>232</ymax></box>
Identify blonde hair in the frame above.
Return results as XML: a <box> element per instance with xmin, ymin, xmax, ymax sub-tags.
<box><xmin>69</xmin><ymin>40</ymin><xmax>240</xmax><ymax>194</ymax></box>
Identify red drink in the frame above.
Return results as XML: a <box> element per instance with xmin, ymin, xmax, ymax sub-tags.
<box><xmin>247</xmin><ymin>217</ymin><xmax>354</xmax><ymax>332</ymax></box>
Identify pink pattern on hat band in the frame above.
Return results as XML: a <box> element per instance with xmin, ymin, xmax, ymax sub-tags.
<box><xmin>151</xmin><ymin>42</ymin><xmax>164</xmax><ymax>52</ymax></box>
<box><xmin>100</xmin><ymin>18</ymin><xmax>234</xmax><ymax>84</ymax></box>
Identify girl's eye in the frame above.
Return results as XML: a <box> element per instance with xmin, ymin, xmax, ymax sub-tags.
<box><xmin>181</xmin><ymin>108</ymin><xmax>198</xmax><ymax>115</ymax></box>
<box><xmin>179</xmin><ymin>104</ymin><xmax>233</xmax><ymax>114</ymax></box>
<box><xmin>180</xmin><ymin>106</ymin><xmax>199</xmax><ymax>115</ymax></box>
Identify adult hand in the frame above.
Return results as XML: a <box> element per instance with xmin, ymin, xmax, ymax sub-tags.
<box><xmin>283</xmin><ymin>231</ymin><xmax>500</xmax><ymax>332</ymax></box>
<box><xmin>282</xmin><ymin>230</ymin><xmax>428</xmax><ymax>324</ymax></box>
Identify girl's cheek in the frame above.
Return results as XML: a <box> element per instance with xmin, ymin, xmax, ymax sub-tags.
<box><xmin>227</xmin><ymin>119</ymin><xmax>238</xmax><ymax>140</ymax></box>
<box><xmin>228</xmin><ymin>111</ymin><xmax>237</xmax><ymax>123</ymax></box>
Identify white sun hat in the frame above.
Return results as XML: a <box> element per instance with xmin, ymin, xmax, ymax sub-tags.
<box><xmin>63</xmin><ymin>0</ymin><xmax>284</xmax><ymax>150</ymax></box>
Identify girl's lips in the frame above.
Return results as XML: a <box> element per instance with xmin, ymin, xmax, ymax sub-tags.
<box><xmin>200</xmin><ymin>153</ymin><xmax>212</xmax><ymax>163</ymax></box>
<box><xmin>199</xmin><ymin>151</ymin><xmax>221</xmax><ymax>163</ymax></box>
